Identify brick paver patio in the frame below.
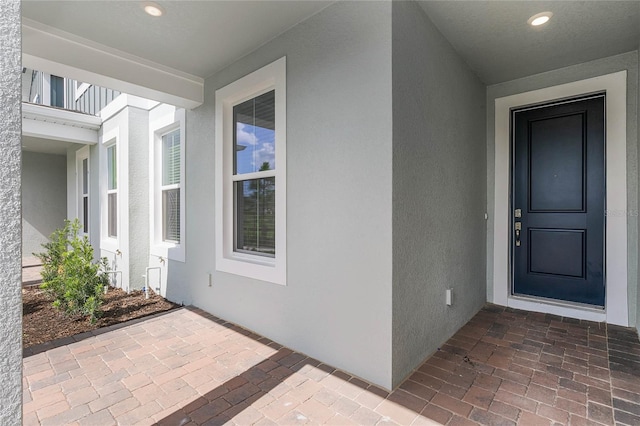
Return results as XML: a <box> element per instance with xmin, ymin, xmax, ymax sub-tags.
<box><xmin>23</xmin><ymin>305</ymin><xmax>640</xmax><ymax>425</ymax></box>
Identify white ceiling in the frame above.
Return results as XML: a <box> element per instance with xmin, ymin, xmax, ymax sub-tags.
<box><xmin>21</xmin><ymin>1</ymin><xmax>640</xmax><ymax>87</ymax></box>
<box><xmin>22</xmin><ymin>136</ymin><xmax>76</xmax><ymax>155</ymax></box>
<box><xmin>22</xmin><ymin>0</ymin><xmax>334</xmax><ymax>79</ymax></box>
<box><xmin>418</xmin><ymin>1</ymin><xmax>640</xmax><ymax>84</ymax></box>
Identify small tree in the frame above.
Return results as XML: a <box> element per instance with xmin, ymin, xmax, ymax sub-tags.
<box><xmin>35</xmin><ymin>219</ymin><xmax>110</xmax><ymax>323</ymax></box>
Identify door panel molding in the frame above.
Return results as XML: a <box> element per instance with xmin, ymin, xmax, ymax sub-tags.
<box><xmin>528</xmin><ymin>228</ymin><xmax>585</xmax><ymax>279</ymax></box>
<box><xmin>493</xmin><ymin>71</ymin><xmax>628</xmax><ymax>326</ymax></box>
<box><xmin>528</xmin><ymin>112</ymin><xmax>587</xmax><ymax>213</ymax></box>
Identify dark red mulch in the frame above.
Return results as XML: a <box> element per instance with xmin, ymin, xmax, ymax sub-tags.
<box><xmin>22</xmin><ymin>286</ymin><xmax>180</xmax><ymax>348</ymax></box>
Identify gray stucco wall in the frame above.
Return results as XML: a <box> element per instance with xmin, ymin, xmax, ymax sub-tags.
<box><xmin>0</xmin><ymin>0</ymin><xmax>22</xmax><ymax>423</ymax></box>
<box><xmin>174</xmin><ymin>1</ymin><xmax>394</xmax><ymax>388</ymax></box>
<box><xmin>486</xmin><ymin>51</ymin><xmax>639</xmax><ymax>327</ymax></box>
<box><xmin>22</xmin><ymin>151</ymin><xmax>67</xmax><ymax>256</ymax></box>
<box><xmin>391</xmin><ymin>1</ymin><xmax>487</xmax><ymax>387</ymax></box>
<box><xmin>637</xmin><ymin>44</ymin><xmax>640</xmax><ymax>335</ymax></box>
<box><xmin>127</xmin><ymin>107</ymin><xmax>150</xmax><ymax>290</ymax></box>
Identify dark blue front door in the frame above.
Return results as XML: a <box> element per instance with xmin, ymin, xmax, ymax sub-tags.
<box><xmin>513</xmin><ymin>96</ymin><xmax>605</xmax><ymax>306</ymax></box>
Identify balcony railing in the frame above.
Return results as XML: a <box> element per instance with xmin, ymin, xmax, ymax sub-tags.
<box><xmin>23</xmin><ymin>69</ymin><xmax>120</xmax><ymax>116</ymax></box>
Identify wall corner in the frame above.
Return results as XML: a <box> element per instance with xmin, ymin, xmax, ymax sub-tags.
<box><xmin>636</xmin><ymin>47</ymin><xmax>640</xmax><ymax>334</ymax></box>
<box><xmin>0</xmin><ymin>0</ymin><xmax>23</xmax><ymax>424</ymax></box>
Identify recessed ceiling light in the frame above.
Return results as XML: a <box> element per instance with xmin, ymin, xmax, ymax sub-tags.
<box><xmin>143</xmin><ymin>2</ymin><xmax>164</xmax><ymax>17</ymax></box>
<box><xmin>528</xmin><ymin>12</ymin><xmax>553</xmax><ymax>27</ymax></box>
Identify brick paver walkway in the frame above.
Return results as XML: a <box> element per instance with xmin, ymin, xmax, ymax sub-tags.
<box><xmin>23</xmin><ymin>305</ymin><xmax>640</xmax><ymax>425</ymax></box>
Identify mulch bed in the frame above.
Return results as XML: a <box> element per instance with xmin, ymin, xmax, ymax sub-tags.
<box><xmin>23</xmin><ymin>287</ymin><xmax>180</xmax><ymax>348</ymax></box>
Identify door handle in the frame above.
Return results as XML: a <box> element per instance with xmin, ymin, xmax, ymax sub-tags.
<box><xmin>515</xmin><ymin>222</ymin><xmax>521</xmax><ymax>247</ymax></box>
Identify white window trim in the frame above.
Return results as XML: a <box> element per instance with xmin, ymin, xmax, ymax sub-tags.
<box><xmin>215</xmin><ymin>57</ymin><xmax>287</xmax><ymax>285</ymax></box>
<box><xmin>149</xmin><ymin>106</ymin><xmax>186</xmax><ymax>262</ymax></box>
<box><xmin>106</xmin><ymin>150</ymin><xmax>117</xmax><ymax>238</ymax></box>
<box><xmin>63</xmin><ymin>77</ymin><xmax>68</xmax><ymax>110</ymax></box>
<box><xmin>100</xmin><ymin>128</ymin><xmax>119</xmax><ymax>252</ymax></box>
<box><xmin>41</xmin><ymin>73</ymin><xmax>51</xmax><ymax>105</ymax></box>
<box><xmin>76</xmin><ymin>146</ymin><xmax>90</xmax><ymax>237</ymax></box>
<box><xmin>492</xmin><ymin>70</ymin><xmax>628</xmax><ymax>326</ymax></box>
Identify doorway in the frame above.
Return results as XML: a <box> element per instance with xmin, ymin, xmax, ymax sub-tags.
<box><xmin>512</xmin><ymin>96</ymin><xmax>605</xmax><ymax>306</ymax></box>
<box><xmin>491</xmin><ymin>71</ymin><xmax>628</xmax><ymax>325</ymax></box>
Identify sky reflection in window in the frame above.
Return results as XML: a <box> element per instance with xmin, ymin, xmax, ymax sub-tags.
<box><xmin>234</xmin><ymin>90</ymin><xmax>275</xmax><ymax>174</ymax></box>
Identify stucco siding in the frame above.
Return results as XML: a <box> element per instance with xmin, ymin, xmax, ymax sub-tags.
<box><xmin>391</xmin><ymin>0</ymin><xmax>487</xmax><ymax>387</ymax></box>
<box><xmin>486</xmin><ymin>51</ymin><xmax>639</xmax><ymax>328</ymax></box>
<box><xmin>99</xmin><ymin>107</ymin><xmax>130</xmax><ymax>291</ymax></box>
<box><xmin>176</xmin><ymin>1</ymin><xmax>394</xmax><ymax>388</ymax></box>
<box><xmin>22</xmin><ymin>151</ymin><xmax>67</xmax><ymax>256</ymax></box>
<box><xmin>0</xmin><ymin>0</ymin><xmax>23</xmax><ymax>423</ymax></box>
<box><xmin>637</xmin><ymin>43</ymin><xmax>640</xmax><ymax>334</ymax></box>
<box><xmin>127</xmin><ymin>107</ymin><xmax>150</xmax><ymax>291</ymax></box>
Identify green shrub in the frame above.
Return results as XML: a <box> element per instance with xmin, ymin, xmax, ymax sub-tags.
<box><xmin>35</xmin><ymin>219</ymin><xmax>110</xmax><ymax>323</ymax></box>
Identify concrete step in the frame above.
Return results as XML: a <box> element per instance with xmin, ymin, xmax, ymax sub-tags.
<box><xmin>22</xmin><ymin>256</ymin><xmax>43</xmax><ymax>268</ymax></box>
<box><xmin>22</xmin><ymin>257</ymin><xmax>43</xmax><ymax>288</ymax></box>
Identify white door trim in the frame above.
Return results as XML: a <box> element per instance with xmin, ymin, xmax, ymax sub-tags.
<box><xmin>492</xmin><ymin>71</ymin><xmax>628</xmax><ymax>326</ymax></box>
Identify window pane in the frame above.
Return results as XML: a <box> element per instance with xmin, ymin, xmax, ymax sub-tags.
<box><xmin>233</xmin><ymin>90</ymin><xmax>275</xmax><ymax>175</ymax></box>
<box><xmin>163</xmin><ymin>188</ymin><xmax>180</xmax><ymax>243</ymax></box>
<box><xmin>108</xmin><ymin>193</ymin><xmax>117</xmax><ymax>237</ymax></box>
<box><xmin>235</xmin><ymin>178</ymin><xmax>275</xmax><ymax>256</ymax></box>
<box><xmin>83</xmin><ymin>196</ymin><xmax>89</xmax><ymax>234</ymax></box>
<box><xmin>162</xmin><ymin>129</ymin><xmax>180</xmax><ymax>185</ymax></box>
<box><xmin>50</xmin><ymin>75</ymin><xmax>64</xmax><ymax>108</ymax></box>
<box><xmin>107</xmin><ymin>145</ymin><xmax>117</xmax><ymax>190</ymax></box>
<box><xmin>82</xmin><ymin>158</ymin><xmax>89</xmax><ymax>194</ymax></box>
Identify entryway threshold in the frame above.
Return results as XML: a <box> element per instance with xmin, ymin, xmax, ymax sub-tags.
<box><xmin>507</xmin><ymin>295</ymin><xmax>606</xmax><ymax>323</ymax></box>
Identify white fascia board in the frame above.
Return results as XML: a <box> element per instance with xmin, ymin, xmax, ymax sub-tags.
<box><xmin>22</xmin><ymin>19</ymin><xmax>204</xmax><ymax>110</ymax></box>
<box><xmin>22</xmin><ymin>102</ymin><xmax>100</xmax><ymax>144</ymax></box>
<box><xmin>100</xmin><ymin>94</ymin><xmax>160</xmax><ymax>121</ymax></box>
<box><xmin>23</xmin><ymin>117</ymin><xmax>98</xmax><ymax>145</ymax></box>
<box><xmin>23</xmin><ymin>102</ymin><xmax>102</xmax><ymax>129</ymax></box>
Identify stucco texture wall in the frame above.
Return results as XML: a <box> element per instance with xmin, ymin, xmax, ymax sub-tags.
<box><xmin>0</xmin><ymin>0</ymin><xmax>23</xmax><ymax>423</ymax></box>
<box><xmin>486</xmin><ymin>51</ymin><xmax>639</xmax><ymax>328</ymax></box>
<box><xmin>99</xmin><ymin>107</ymin><xmax>130</xmax><ymax>291</ymax></box>
<box><xmin>127</xmin><ymin>107</ymin><xmax>150</xmax><ymax>291</ymax></box>
<box><xmin>22</xmin><ymin>151</ymin><xmax>67</xmax><ymax>256</ymax></box>
<box><xmin>391</xmin><ymin>0</ymin><xmax>487</xmax><ymax>387</ymax></box>
<box><xmin>637</xmin><ymin>44</ymin><xmax>640</xmax><ymax>334</ymax></box>
<box><xmin>176</xmin><ymin>1</ymin><xmax>394</xmax><ymax>388</ymax></box>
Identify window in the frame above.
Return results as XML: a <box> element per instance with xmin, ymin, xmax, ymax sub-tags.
<box><xmin>149</xmin><ymin>105</ymin><xmax>185</xmax><ymax>262</ymax></box>
<box><xmin>50</xmin><ymin>75</ymin><xmax>64</xmax><ymax>108</ymax></box>
<box><xmin>82</xmin><ymin>158</ymin><xmax>89</xmax><ymax>233</ymax></box>
<box><xmin>107</xmin><ymin>144</ymin><xmax>117</xmax><ymax>238</ymax></box>
<box><xmin>233</xmin><ymin>91</ymin><xmax>276</xmax><ymax>257</ymax></box>
<box><xmin>215</xmin><ymin>57</ymin><xmax>286</xmax><ymax>285</ymax></box>
<box><xmin>162</xmin><ymin>129</ymin><xmax>181</xmax><ymax>243</ymax></box>
<box><xmin>100</xmin><ymin>131</ymin><xmax>120</xmax><ymax>253</ymax></box>
<box><xmin>77</xmin><ymin>149</ymin><xmax>90</xmax><ymax>235</ymax></box>
<box><xmin>76</xmin><ymin>147</ymin><xmax>90</xmax><ymax>235</ymax></box>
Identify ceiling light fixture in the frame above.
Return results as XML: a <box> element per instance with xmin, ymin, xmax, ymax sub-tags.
<box><xmin>143</xmin><ymin>2</ymin><xmax>164</xmax><ymax>17</ymax></box>
<box><xmin>528</xmin><ymin>12</ymin><xmax>553</xmax><ymax>27</ymax></box>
